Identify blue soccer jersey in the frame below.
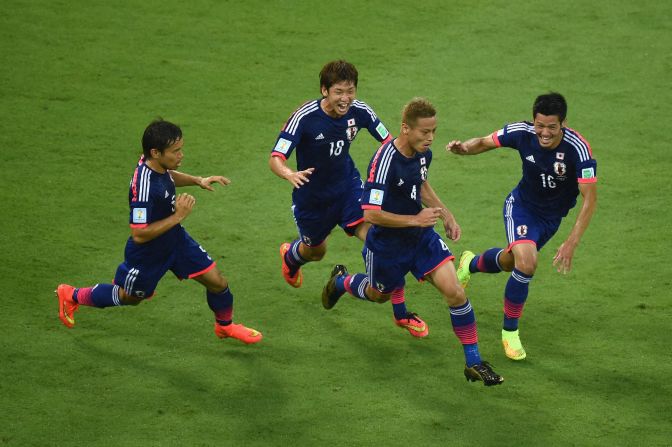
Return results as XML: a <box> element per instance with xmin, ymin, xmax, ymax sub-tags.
<box><xmin>362</xmin><ymin>141</ymin><xmax>432</xmax><ymax>250</ymax></box>
<box><xmin>127</xmin><ymin>157</ymin><xmax>180</xmax><ymax>257</ymax></box>
<box><xmin>492</xmin><ymin>122</ymin><xmax>597</xmax><ymax>218</ymax></box>
<box><xmin>271</xmin><ymin>99</ymin><xmax>391</xmax><ymax>206</ymax></box>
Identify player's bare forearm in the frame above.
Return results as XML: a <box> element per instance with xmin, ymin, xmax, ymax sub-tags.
<box><xmin>269</xmin><ymin>155</ymin><xmax>314</xmax><ymax>188</ymax></box>
<box><xmin>364</xmin><ymin>208</ymin><xmax>440</xmax><ymax>228</ymax></box>
<box><xmin>170</xmin><ymin>170</ymin><xmax>202</xmax><ymax>187</ymax></box>
<box><xmin>131</xmin><ymin>193</ymin><xmax>195</xmax><ymax>244</ymax></box>
<box><xmin>131</xmin><ymin>214</ymin><xmax>183</xmax><ymax>244</ymax></box>
<box><xmin>446</xmin><ymin>135</ymin><xmax>497</xmax><ymax>155</ymax></box>
<box><xmin>566</xmin><ymin>183</ymin><xmax>597</xmax><ymax>246</ymax></box>
<box><xmin>553</xmin><ymin>183</ymin><xmax>597</xmax><ymax>273</ymax></box>
<box><xmin>421</xmin><ymin>182</ymin><xmax>450</xmax><ymax>220</ymax></box>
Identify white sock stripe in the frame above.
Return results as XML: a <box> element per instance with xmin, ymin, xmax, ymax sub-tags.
<box><xmin>358</xmin><ymin>278</ymin><xmax>369</xmax><ymax>297</ymax></box>
<box><xmin>450</xmin><ymin>301</ymin><xmax>473</xmax><ymax>315</ymax></box>
<box><xmin>112</xmin><ymin>285</ymin><xmax>120</xmax><ymax>306</ymax></box>
<box><xmin>511</xmin><ymin>271</ymin><xmax>532</xmax><ymax>283</ymax></box>
<box><xmin>495</xmin><ymin>249</ymin><xmax>504</xmax><ymax>270</ymax></box>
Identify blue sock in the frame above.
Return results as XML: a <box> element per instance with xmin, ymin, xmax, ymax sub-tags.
<box><xmin>470</xmin><ymin>248</ymin><xmax>504</xmax><ymax>274</ymax></box>
<box><xmin>391</xmin><ymin>288</ymin><xmax>407</xmax><ymax>320</ymax></box>
<box><xmin>463</xmin><ymin>344</ymin><xmax>482</xmax><ymax>368</ymax></box>
<box><xmin>207</xmin><ymin>287</ymin><xmax>234</xmax><ymax>326</ymax></box>
<box><xmin>449</xmin><ymin>300</ymin><xmax>481</xmax><ymax>367</ymax></box>
<box><xmin>285</xmin><ymin>239</ymin><xmax>308</xmax><ymax>275</ymax></box>
<box><xmin>89</xmin><ymin>284</ymin><xmax>125</xmax><ymax>308</ymax></box>
<box><xmin>503</xmin><ymin>268</ymin><xmax>533</xmax><ymax>331</ymax></box>
<box><xmin>345</xmin><ymin>274</ymin><xmax>370</xmax><ymax>300</ymax></box>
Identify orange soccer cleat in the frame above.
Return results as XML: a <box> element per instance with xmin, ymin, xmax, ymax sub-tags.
<box><xmin>280</xmin><ymin>242</ymin><xmax>303</xmax><ymax>288</ymax></box>
<box><xmin>214</xmin><ymin>322</ymin><xmax>263</xmax><ymax>345</ymax></box>
<box><xmin>56</xmin><ymin>284</ymin><xmax>79</xmax><ymax>328</ymax></box>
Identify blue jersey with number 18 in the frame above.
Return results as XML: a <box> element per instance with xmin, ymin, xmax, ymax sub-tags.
<box><xmin>271</xmin><ymin>99</ymin><xmax>391</xmax><ymax>207</ymax></box>
<box><xmin>492</xmin><ymin>121</ymin><xmax>597</xmax><ymax>218</ymax></box>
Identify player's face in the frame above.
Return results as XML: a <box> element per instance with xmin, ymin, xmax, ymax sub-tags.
<box><xmin>156</xmin><ymin>138</ymin><xmax>184</xmax><ymax>171</ymax></box>
<box><xmin>320</xmin><ymin>81</ymin><xmax>357</xmax><ymax>118</ymax></box>
<box><xmin>405</xmin><ymin>116</ymin><xmax>437</xmax><ymax>153</ymax></box>
<box><xmin>533</xmin><ymin>113</ymin><xmax>565</xmax><ymax>149</ymax></box>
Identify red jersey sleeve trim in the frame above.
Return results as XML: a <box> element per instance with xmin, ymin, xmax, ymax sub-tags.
<box><xmin>130</xmin><ymin>223</ymin><xmax>148</xmax><ymax>229</ymax></box>
<box><xmin>578</xmin><ymin>177</ymin><xmax>597</xmax><ymax>184</ymax></box>
<box><xmin>271</xmin><ymin>152</ymin><xmax>287</xmax><ymax>161</ymax></box>
<box><xmin>491</xmin><ymin>131</ymin><xmax>502</xmax><ymax>147</ymax></box>
<box><xmin>362</xmin><ymin>204</ymin><xmax>382</xmax><ymax>210</ymax></box>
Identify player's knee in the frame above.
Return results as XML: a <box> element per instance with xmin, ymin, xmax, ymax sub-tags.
<box><xmin>442</xmin><ymin>284</ymin><xmax>466</xmax><ymax>307</ymax></box>
<box><xmin>303</xmin><ymin>245</ymin><xmax>326</xmax><ymax>261</ymax></box>
<box><xmin>367</xmin><ymin>288</ymin><xmax>390</xmax><ymax>303</ymax></box>
<box><xmin>119</xmin><ymin>288</ymin><xmax>144</xmax><ymax>306</ymax></box>
<box><xmin>515</xmin><ymin>256</ymin><xmax>537</xmax><ymax>275</ymax></box>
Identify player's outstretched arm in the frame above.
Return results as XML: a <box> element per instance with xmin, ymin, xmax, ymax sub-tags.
<box><xmin>131</xmin><ymin>193</ymin><xmax>195</xmax><ymax>244</ymax></box>
<box><xmin>269</xmin><ymin>155</ymin><xmax>314</xmax><ymax>189</ymax></box>
<box><xmin>364</xmin><ymin>208</ymin><xmax>440</xmax><ymax>229</ymax></box>
<box><xmin>446</xmin><ymin>135</ymin><xmax>498</xmax><ymax>156</ymax></box>
<box><xmin>170</xmin><ymin>170</ymin><xmax>231</xmax><ymax>190</ymax></box>
<box><xmin>553</xmin><ymin>182</ymin><xmax>597</xmax><ymax>274</ymax></box>
<box><xmin>421</xmin><ymin>182</ymin><xmax>461</xmax><ymax>241</ymax></box>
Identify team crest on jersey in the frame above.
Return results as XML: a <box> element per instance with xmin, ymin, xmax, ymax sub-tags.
<box><xmin>420</xmin><ymin>166</ymin><xmax>428</xmax><ymax>181</ymax></box>
<box><xmin>346</xmin><ymin>126</ymin><xmax>359</xmax><ymax>142</ymax></box>
<box><xmin>553</xmin><ymin>161</ymin><xmax>567</xmax><ymax>177</ymax></box>
<box><xmin>556</xmin><ymin>152</ymin><xmax>565</xmax><ymax>160</ymax></box>
<box><xmin>517</xmin><ymin>225</ymin><xmax>528</xmax><ymax>237</ymax></box>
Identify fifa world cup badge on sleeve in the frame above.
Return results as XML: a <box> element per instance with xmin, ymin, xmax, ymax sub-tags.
<box><xmin>376</xmin><ymin>123</ymin><xmax>389</xmax><ymax>139</ymax></box>
<box><xmin>133</xmin><ymin>208</ymin><xmax>147</xmax><ymax>224</ymax></box>
<box><xmin>581</xmin><ymin>167</ymin><xmax>595</xmax><ymax>179</ymax></box>
<box><xmin>369</xmin><ymin>189</ymin><xmax>384</xmax><ymax>205</ymax></box>
<box><xmin>274</xmin><ymin>138</ymin><xmax>292</xmax><ymax>155</ymax></box>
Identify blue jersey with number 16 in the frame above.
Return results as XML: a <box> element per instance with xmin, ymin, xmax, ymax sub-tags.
<box><xmin>492</xmin><ymin>122</ymin><xmax>597</xmax><ymax>218</ymax></box>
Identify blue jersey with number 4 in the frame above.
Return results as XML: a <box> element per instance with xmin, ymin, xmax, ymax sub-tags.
<box><xmin>361</xmin><ymin>141</ymin><xmax>432</xmax><ymax>250</ymax></box>
<box><xmin>492</xmin><ymin>121</ymin><xmax>597</xmax><ymax>218</ymax></box>
<box><xmin>271</xmin><ymin>99</ymin><xmax>391</xmax><ymax>206</ymax></box>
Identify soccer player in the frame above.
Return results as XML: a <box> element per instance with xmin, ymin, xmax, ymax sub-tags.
<box><xmin>322</xmin><ymin>98</ymin><xmax>504</xmax><ymax>386</ymax></box>
<box><xmin>269</xmin><ymin>60</ymin><xmax>392</xmax><ymax>289</ymax></box>
<box><xmin>446</xmin><ymin>92</ymin><xmax>597</xmax><ymax>361</ymax></box>
<box><xmin>55</xmin><ymin>119</ymin><xmax>262</xmax><ymax>344</ymax></box>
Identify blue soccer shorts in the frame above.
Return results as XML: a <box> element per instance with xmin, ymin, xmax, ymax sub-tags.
<box><xmin>362</xmin><ymin>228</ymin><xmax>454</xmax><ymax>293</ymax></box>
<box><xmin>114</xmin><ymin>229</ymin><xmax>215</xmax><ymax>299</ymax></box>
<box><xmin>292</xmin><ymin>176</ymin><xmax>365</xmax><ymax>247</ymax></box>
<box><xmin>503</xmin><ymin>192</ymin><xmax>562</xmax><ymax>252</ymax></box>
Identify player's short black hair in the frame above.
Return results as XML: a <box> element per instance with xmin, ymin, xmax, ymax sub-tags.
<box><xmin>142</xmin><ymin>119</ymin><xmax>182</xmax><ymax>158</ymax></box>
<box><xmin>533</xmin><ymin>92</ymin><xmax>567</xmax><ymax>122</ymax></box>
<box><xmin>319</xmin><ymin>60</ymin><xmax>358</xmax><ymax>91</ymax></box>
<box><xmin>402</xmin><ymin>97</ymin><xmax>436</xmax><ymax>128</ymax></box>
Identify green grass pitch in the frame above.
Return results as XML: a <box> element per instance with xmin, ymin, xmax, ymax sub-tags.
<box><xmin>1</xmin><ymin>0</ymin><xmax>671</xmax><ymax>445</ymax></box>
